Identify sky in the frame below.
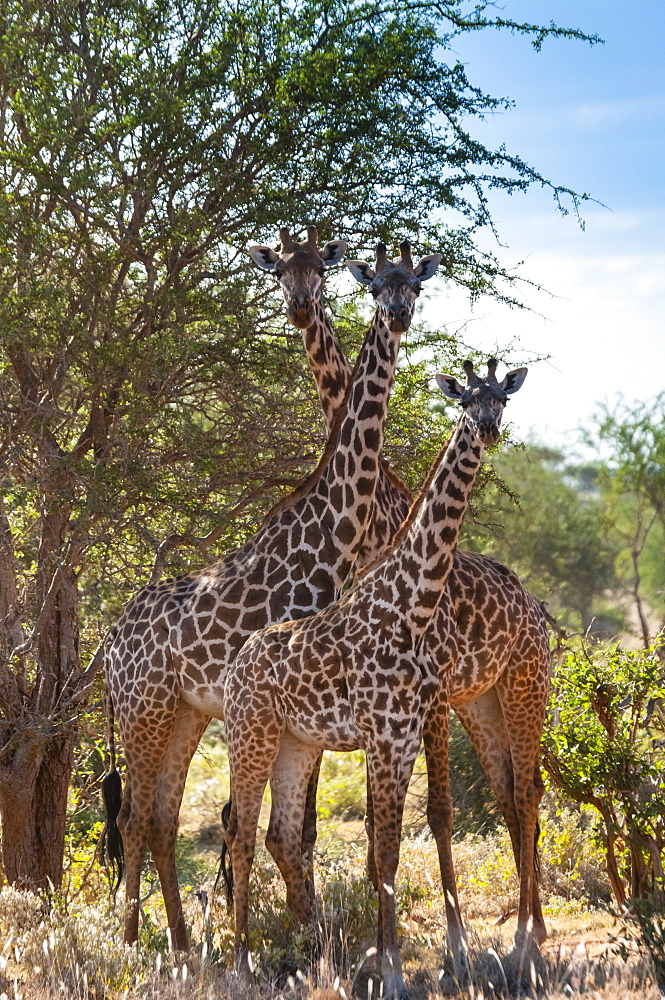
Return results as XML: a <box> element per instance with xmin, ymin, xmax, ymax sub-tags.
<box><xmin>420</xmin><ymin>0</ymin><xmax>665</xmax><ymax>450</ymax></box>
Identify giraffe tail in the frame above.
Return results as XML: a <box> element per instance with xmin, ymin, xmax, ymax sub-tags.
<box><xmin>214</xmin><ymin>798</ymin><xmax>234</xmax><ymax>909</ymax></box>
<box><xmin>100</xmin><ymin>674</ymin><xmax>124</xmax><ymax>895</ymax></box>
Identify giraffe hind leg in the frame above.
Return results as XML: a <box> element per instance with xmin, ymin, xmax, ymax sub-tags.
<box><xmin>147</xmin><ymin>699</ymin><xmax>210</xmax><ymax>952</ymax></box>
<box><xmin>115</xmin><ymin>685</ymin><xmax>182</xmax><ymax>947</ymax></box>
<box><xmin>455</xmin><ymin>688</ymin><xmax>547</xmax><ymax>945</ymax></box>
<box><xmin>300</xmin><ymin>751</ymin><xmax>323</xmax><ymax>903</ymax></box>
<box><xmin>422</xmin><ymin>685</ymin><xmax>467</xmax><ymax>963</ymax></box>
<box><xmin>496</xmin><ymin>655</ymin><xmax>548</xmax><ymax>947</ymax></box>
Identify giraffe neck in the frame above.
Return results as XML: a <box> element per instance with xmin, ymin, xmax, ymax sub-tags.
<box><xmin>301</xmin><ymin>300</ymin><xmax>352</xmax><ymax>433</ymax></box>
<box><xmin>379</xmin><ymin>414</ymin><xmax>484</xmax><ymax>636</ymax></box>
<box><xmin>313</xmin><ymin>309</ymin><xmax>402</xmax><ymax>588</ymax></box>
<box><xmin>300</xmin><ymin>300</ymin><xmax>411</xmax><ymax>565</ymax></box>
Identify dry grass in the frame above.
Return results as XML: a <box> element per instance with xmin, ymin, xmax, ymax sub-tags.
<box><xmin>0</xmin><ymin>740</ymin><xmax>657</xmax><ymax>998</ymax></box>
<box><xmin>0</xmin><ymin>833</ymin><xmax>658</xmax><ymax>1000</ymax></box>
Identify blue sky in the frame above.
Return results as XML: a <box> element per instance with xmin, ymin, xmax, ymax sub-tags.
<box><xmin>420</xmin><ymin>0</ymin><xmax>665</xmax><ymax>448</ymax></box>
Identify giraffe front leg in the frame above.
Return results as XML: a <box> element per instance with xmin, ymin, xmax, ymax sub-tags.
<box><xmin>226</xmin><ymin>694</ymin><xmax>284</xmax><ymax>980</ymax></box>
<box><xmin>366</xmin><ymin>738</ymin><xmax>419</xmax><ymax>1000</ymax></box>
<box><xmin>423</xmin><ymin>684</ymin><xmax>467</xmax><ymax>962</ymax></box>
<box><xmin>229</xmin><ymin>777</ymin><xmax>268</xmax><ymax>981</ymax></box>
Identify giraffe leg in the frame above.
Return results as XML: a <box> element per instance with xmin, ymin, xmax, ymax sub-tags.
<box><xmin>495</xmin><ymin>666</ymin><xmax>548</xmax><ymax>948</ymax></box>
<box><xmin>229</xmin><ymin>772</ymin><xmax>270</xmax><ymax>981</ymax></box>
<box><xmin>422</xmin><ymin>683</ymin><xmax>466</xmax><ymax>960</ymax></box>
<box><xmin>365</xmin><ymin>759</ymin><xmax>379</xmax><ymax>892</ymax></box>
<box><xmin>366</xmin><ymin>739</ymin><xmax>419</xmax><ymax>1000</ymax></box>
<box><xmin>455</xmin><ymin>689</ymin><xmax>546</xmax><ymax>943</ymax></box>
<box><xmin>226</xmin><ymin>695</ymin><xmax>284</xmax><ymax>980</ymax></box>
<box><xmin>300</xmin><ymin>751</ymin><xmax>323</xmax><ymax>903</ymax></box>
<box><xmin>117</xmin><ymin>720</ymin><xmax>177</xmax><ymax>946</ymax></box>
<box><xmin>265</xmin><ymin>733</ymin><xmax>320</xmax><ymax>923</ymax></box>
<box><xmin>114</xmin><ymin>775</ymin><xmax>141</xmax><ymax>945</ymax></box>
<box><xmin>148</xmin><ymin>699</ymin><xmax>210</xmax><ymax>952</ymax></box>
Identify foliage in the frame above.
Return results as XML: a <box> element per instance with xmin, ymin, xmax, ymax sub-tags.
<box><xmin>462</xmin><ymin>443</ymin><xmax>620</xmax><ymax>632</ymax></box>
<box><xmin>317</xmin><ymin>750</ymin><xmax>367</xmax><ymax>820</ymax></box>
<box><xmin>448</xmin><ymin>715</ymin><xmax>500</xmax><ymax>836</ymax></box>
<box><xmin>587</xmin><ymin>395</ymin><xmax>665</xmax><ymax>645</ymax></box>
<box><xmin>543</xmin><ymin>639</ymin><xmax>665</xmax><ymax>908</ymax></box>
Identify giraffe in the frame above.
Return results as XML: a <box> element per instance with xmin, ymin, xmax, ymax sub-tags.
<box><xmin>223</xmin><ymin>359</ymin><xmax>528</xmax><ymax>997</ymax></box>
<box><xmin>250</xmin><ymin>227</ymin><xmax>552</xmax><ymax>945</ymax></box>
<box><xmin>102</xmin><ymin>239</ymin><xmax>440</xmax><ymax>951</ymax></box>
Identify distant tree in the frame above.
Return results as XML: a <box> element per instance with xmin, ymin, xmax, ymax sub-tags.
<box><xmin>462</xmin><ymin>443</ymin><xmax>620</xmax><ymax>632</ymax></box>
<box><xmin>588</xmin><ymin>396</ymin><xmax>665</xmax><ymax>647</ymax></box>
<box><xmin>0</xmin><ymin>0</ymin><xmax>597</xmax><ymax>889</ymax></box>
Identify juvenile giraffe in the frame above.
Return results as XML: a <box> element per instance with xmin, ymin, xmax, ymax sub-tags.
<box><xmin>223</xmin><ymin>359</ymin><xmax>527</xmax><ymax>998</ymax></box>
<box><xmin>103</xmin><ymin>240</ymin><xmax>440</xmax><ymax>950</ymax></box>
<box><xmin>250</xmin><ymin>228</ymin><xmax>551</xmax><ymax>945</ymax></box>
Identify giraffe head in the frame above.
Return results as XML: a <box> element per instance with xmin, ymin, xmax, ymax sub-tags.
<box><xmin>436</xmin><ymin>358</ymin><xmax>528</xmax><ymax>446</ymax></box>
<box><xmin>248</xmin><ymin>226</ymin><xmax>347</xmax><ymax>328</ymax></box>
<box><xmin>346</xmin><ymin>240</ymin><xmax>441</xmax><ymax>334</ymax></box>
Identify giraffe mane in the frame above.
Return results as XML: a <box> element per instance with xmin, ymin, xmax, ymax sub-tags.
<box><xmin>356</xmin><ymin>430</ymin><xmax>454</xmax><ymax>578</ymax></box>
<box><xmin>381</xmin><ymin>458</ymin><xmax>412</xmax><ymax>499</ymax></box>
<box><xmin>258</xmin><ymin>321</ymin><xmax>372</xmax><ymax>525</ymax></box>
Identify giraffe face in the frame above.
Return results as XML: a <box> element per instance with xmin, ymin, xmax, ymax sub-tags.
<box><xmin>347</xmin><ymin>249</ymin><xmax>441</xmax><ymax>334</ymax></box>
<box><xmin>436</xmin><ymin>362</ymin><xmax>528</xmax><ymax>446</ymax></box>
<box><xmin>368</xmin><ymin>266</ymin><xmax>422</xmax><ymax>334</ymax></box>
<box><xmin>249</xmin><ymin>241</ymin><xmax>346</xmax><ymax>329</ymax></box>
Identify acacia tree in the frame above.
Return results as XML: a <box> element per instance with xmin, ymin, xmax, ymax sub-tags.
<box><xmin>0</xmin><ymin>0</ymin><xmax>596</xmax><ymax>889</ymax></box>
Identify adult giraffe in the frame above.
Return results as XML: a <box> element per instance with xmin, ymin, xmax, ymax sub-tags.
<box><xmin>250</xmin><ymin>227</ymin><xmax>551</xmax><ymax>946</ymax></box>
<box><xmin>102</xmin><ymin>239</ymin><xmax>440</xmax><ymax>950</ymax></box>
<box><xmin>223</xmin><ymin>359</ymin><xmax>529</xmax><ymax>997</ymax></box>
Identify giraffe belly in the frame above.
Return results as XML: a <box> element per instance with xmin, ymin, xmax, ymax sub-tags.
<box><xmin>284</xmin><ymin>705</ymin><xmax>363</xmax><ymax>752</ymax></box>
<box><xmin>180</xmin><ymin>683</ymin><xmax>227</xmax><ymax>719</ymax></box>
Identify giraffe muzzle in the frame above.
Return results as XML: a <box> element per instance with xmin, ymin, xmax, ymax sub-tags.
<box><xmin>386</xmin><ymin>307</ymin><xmax>410</xmax><ymax>334</ymax></box>
<box><xmin>478</xmin><ymin>421</ymin><xmax>500</xmax><ymax>445</ymax></box>
<box><xmin>288</xmin><ymin>299</ymin><xmax>314</xmax><ymax>328</ymax></box>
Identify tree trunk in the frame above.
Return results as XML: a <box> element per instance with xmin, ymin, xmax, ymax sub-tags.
<box><xmin>0</xmin><ymin>503</ymin><xmax>85</xmax><ymax>890</ymax></box>
<box><xmin>0</xmin><ymin>727</ymin><xmax>76</xmax><ymax>890</ymax></box>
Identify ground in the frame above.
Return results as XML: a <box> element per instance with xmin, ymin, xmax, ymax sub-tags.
<box><xmin>0</xmin><ymin>731</ymin><xmax>661</xmax><ymax>998</ymax></box>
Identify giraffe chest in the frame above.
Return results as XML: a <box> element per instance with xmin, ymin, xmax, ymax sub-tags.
<box><xmin>275</xmin><ymin>623</ymin><xmax>439</xmax><ymax>751</ymax></box>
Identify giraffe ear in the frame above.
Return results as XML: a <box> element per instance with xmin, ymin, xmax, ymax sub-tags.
<box><xmin>500</xmin><ymin>367</ymin><xmax>528</xmax><ymax>394</ymax></box>
<box><xmin>435</xmin><ymin>373</ymin><xmax>465</xmax><ymax>399</ymax></box>
<box><xmin>248</xmin><ymin>245</ymin><xmax>280</xmax><ymax>271</ymax></box>
<box><xmin>320</xmin><ymin>240</ymin><xmax>347</xmax><ymax>268</ymax></box>
<box><xmin>414</xmin><ymin>254</ymin><xmax>442</xmax><ymax>282</ymax></box>
<box><xmin>346</xmin><ymin>260</ymin><xmax>376</xmax><ymax>285</ymax></box>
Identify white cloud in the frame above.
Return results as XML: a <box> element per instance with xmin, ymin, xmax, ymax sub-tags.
<box><xmin>568</xmin><ymin>94</ymin><xmax>665</xmax><ymax>130</ymax></box>
<box><xmin>420</xmin><ymin>245</ymin><xmax>665</xmax><ymax>446</ymax></box>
